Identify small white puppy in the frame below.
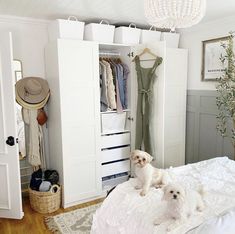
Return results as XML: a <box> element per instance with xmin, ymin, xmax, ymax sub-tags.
<box><xmin>130</xmin><ymin>150</ymin><xmax>168</xmax><ymax>196</ymax></box>
<box><xmin>154</xmin><ymin>183</ymin><xmax>205</xmax><ymax>231</ymax></box>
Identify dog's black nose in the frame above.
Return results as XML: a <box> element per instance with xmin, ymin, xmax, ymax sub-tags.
<box><xmin>173</xmin><ymin>194</ymin><xmax>177</xmax><ymax>199</ymax></box>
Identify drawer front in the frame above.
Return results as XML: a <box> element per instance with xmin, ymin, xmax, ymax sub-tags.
<box><xmin>101</xmin><ymin>133</ymin><xmax>130</xmax><ymax>149</ymax></box>
<box><xmin>101</xmin><ymin>146</ymin><xmax>130</xmax><ymax>163</ymax></box>
<box><xmin>102</xmin><ymin>160</ymin><xmax>130</xmax><ymax>177</ymax></box>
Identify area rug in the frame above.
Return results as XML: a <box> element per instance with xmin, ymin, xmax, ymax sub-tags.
<box><xmin>45</xmin><ymin>203</ymin><xmax>102</xmax><ymax>234</ymax></box>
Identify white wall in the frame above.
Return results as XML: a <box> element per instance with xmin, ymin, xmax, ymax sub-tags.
<box><xmin>180</xmin><ymin>15</ymin><xmax>235</xmax><ymax>90</ymax></box>
<box><xmin>0</xmin><ymin>15</ymin><xmax>49</xmax><ymax>77</ymax></box>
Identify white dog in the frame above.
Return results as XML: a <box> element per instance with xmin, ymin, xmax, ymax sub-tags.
<box><xmin>154</xmin><ymin>183</ymin><xmax>205</xmax><ymax>232</ymax></box>
<box><xmin>130</xmin><ymin>150</ymin><xmax>168</xmax><ymax>196</ymax></box>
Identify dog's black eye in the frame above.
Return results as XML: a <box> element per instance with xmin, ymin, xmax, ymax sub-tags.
<box><xmin>136</xmin><ymin>156</ymin><xmax>139</xmax><ymax>159</ymax></box>
<box><xmin>143</xmin><ymin>158</ymin><xmax>146</xmax><ymax>161</ymax></box>
<box><xmin>177</xmin><ymin>191</ymin><xmax>180</xmax><ymax>194</ymax></box>
<box><xmin>170</xmin><ymin>191</ymin><xmax>173</xmax><ymax>193</ymax></box>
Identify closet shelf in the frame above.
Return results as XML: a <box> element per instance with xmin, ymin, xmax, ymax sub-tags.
<box><xmin>101</xmin><ymin>130</ymin><xmax>130</xmax><ymax>136</ymax></box>
<box><xmin>99</xmin><ymin>42</ymin><xmax>132</xmax><ymax>49</ymax></box>
<box><xmin>20</xmin><ymin>166</ymin><xmax>32</xmax><ymax>170</ymax></box>
<box><xmin>101</xmin><ymin>109</ymin><xmax>130</xmax><ymax>114</ymax></box>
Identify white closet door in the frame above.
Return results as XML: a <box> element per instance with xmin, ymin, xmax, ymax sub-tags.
<box><xmin>131</xmin><ymin>43</ymin><xmax>166</xmax><ymax>168</ymax></box>
<box><xmin>57</xmin><ymin>40</ymin><xmax>101</xmax><ymax>207</ymax></box>
<box><xmin>164</xmin><ymin>48</ymin><xmax>188</xmax><ymax>168</ymax></box>
<box><xmin>0</xmin><ymin>32</ymin><xmax>23</xmax><ymax>219</ymax></box>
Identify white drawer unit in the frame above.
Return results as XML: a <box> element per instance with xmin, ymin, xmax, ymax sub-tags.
<box><xmin>101</xmin><ymin>130</ymin><xmax>131</xmax><ymax>191</ymax></box>
<box><xmin>101</xmin><ymin>132</ymin><xmax>130</xmax><ymax>149</ymax></box>
<box><xmin>101</xmin><ymin>146</ymin><xmax>130</xmax><ymax>163</ymax></box>
<box><xmin>102</xmin><ymin>160</ymin><xmax>130</xmax><ymax>177</ymax></box>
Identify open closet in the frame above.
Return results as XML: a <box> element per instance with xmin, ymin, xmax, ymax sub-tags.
<box><xmin>45</xmin><ymin>39</ymin><xmax>188</xmax><ymax>208</ymax></box>
<box><xmin>99</xmin><ymin>48</ymin><xmax>132</xmax><ymax>191</ymax></box>
<box><xmin>0</xmin><ymin>32</ymin><xmax>50</xmax><ymax>219</ymax></box>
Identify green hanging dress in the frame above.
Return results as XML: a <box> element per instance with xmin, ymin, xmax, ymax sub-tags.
<box><xmin>134</xmin><ymin>55</ymin><xmax>163</xmax><ymax>156</ymax></box>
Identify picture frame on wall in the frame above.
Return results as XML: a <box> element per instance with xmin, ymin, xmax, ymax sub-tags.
<box><xmin>201</xmin><ymin>36</ymin><xmax>229</xmax><ymax>81</ymax></box>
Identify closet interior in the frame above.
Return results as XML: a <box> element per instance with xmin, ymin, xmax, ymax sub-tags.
<box><xmin>99</xmin><ymin>44</ymin><xmax>132</xmax><ymax>191</ymax></box>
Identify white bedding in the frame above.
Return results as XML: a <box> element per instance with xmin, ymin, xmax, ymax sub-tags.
<box><xmin>187</xmin><ymin>207</ymin><xmax>235</xmax><ymax>234</ymax></box>
<box><xmin>91</xmin><ymin>157</ymin><xmax>235</xmax><ymax>234</ymax></box>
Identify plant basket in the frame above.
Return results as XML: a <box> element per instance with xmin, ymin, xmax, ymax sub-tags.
<box><xmin>29</xmin><ymin>185</ymin><xmax>61</xmax><ymax>214</ymax></box>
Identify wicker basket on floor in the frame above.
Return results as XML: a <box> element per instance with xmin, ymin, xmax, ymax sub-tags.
<box><xmin>29</xmin><ymin>184</ymin><xmax>61</xmax><ymax>214</ymax></box>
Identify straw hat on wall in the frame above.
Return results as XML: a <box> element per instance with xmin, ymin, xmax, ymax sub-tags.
<box><xmin>15</xmin><ymin>77</ymin><xmax>50</xmax><ymax>109</ymax></box>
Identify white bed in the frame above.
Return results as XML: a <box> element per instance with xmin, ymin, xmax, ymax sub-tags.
<box><xmin>91</xmin><ymin>157</ymin><xmax>235</xmax><ymax>234</ymax></box>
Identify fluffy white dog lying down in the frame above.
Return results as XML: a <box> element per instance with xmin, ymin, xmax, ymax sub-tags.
<box><xmin>130</xmin><ymin>150</ymin><xmax>169</xmax><ymax>196</ymax></box>
<box><xmin>154</xmin><ymin>183</ymin><xmax>205</xmax><ymax>232</ymax></box>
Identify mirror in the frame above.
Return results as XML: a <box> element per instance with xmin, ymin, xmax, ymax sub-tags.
<box><xmin>13</xmin><ymin>59</ymin><xmax>23</xmax><ymax>81</ymax></box>
<box><xmin>14</xmin><ymin>59</ymin><xmax>26</xmax><ymax>160</ymax></box>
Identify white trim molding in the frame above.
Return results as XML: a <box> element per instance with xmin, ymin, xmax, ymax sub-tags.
<box><xmin>0</xmin><ymin>14</ymin><xmax>50</xmax><ymax>27</ymax></box>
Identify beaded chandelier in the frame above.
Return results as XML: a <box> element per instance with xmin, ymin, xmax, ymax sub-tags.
<box><xmin>144</xmin><ymin>0</ymin><xmax>206</xmax><ymax>31</ymax></box>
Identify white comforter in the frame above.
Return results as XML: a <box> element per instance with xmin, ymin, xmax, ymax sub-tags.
<box><xmin>187</xmin><ymin>207</ymin><xmax>235</xmax><ymax>234</ymax></box>
<box><xmin>91</xmin><ymin>157</ymin><xmax>235</xmax><ymax>234</ymax></box>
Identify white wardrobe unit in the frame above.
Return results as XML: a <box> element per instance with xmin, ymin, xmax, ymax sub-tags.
<box><xmin>45</xmin><ymin>39</ymin><xmax>188</xmax><ymax>208</ymax></box>
<box><xmin>163</xmin><ymin>48</ymin><xmax>188</xmax><ymax>168</ymax></box>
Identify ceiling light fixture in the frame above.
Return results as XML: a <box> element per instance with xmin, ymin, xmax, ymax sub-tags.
<box><xmin>144</xmin><ymin>0</ymin><xmax>206</xmax><ymax>31</ymax></box>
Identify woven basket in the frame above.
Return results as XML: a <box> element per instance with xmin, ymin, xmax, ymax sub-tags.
<box><xmin>29</xmin><ymin>184</ymin><xmax>61</xmax><ymax>214</ymax></box>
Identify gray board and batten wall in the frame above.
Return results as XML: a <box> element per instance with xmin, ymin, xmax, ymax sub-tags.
<box><xmin>186</xmin><ymin>90</ymin><xmax>233</xmax><ymax>164</ymax></box>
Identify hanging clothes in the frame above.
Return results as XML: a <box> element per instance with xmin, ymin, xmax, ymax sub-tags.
<box><xmin>99</xmin><ymin>63</ymin><xmax>102</xmax><ymax>94</ymax></box>
<box><xmin>99</xmin><ymin>61</ymin><xmax>109</xmax><ymax>111</ymax></box>
<box><xmin>134</xmin><ymin>55</ymin><xmax>163</xmax><ymax>156</ymax></box>
<box><xmin>115</xmin><ymin>63</ymin><xmax>125</xmax><ymax>112</ymax></box>
<box><xmin>122</xmin><ymin>63</ymin><xmax>130</xmax><ymax>109</ymax></box>
<box><xmin>109</xmin><ymin>60</ymin><xmax>123</xmax><ymax>113</ymax></box>
<box><xmin>22</xmin><ymin>108</ymin><xmax>41</xmax><ymax>167</ymax></box>
<box><xmin>99</xmin><ymin>57</ymin><xmax>130</xmax><ymax>113</ymax></box>
<box><xmin>102</xmin><ymin>60</ymin><xmax>116</xmax><ymax>110</ymax></box>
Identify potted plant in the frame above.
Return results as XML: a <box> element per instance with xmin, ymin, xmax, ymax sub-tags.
<box><xmin>216</xmin><ymin>32</ymin><xmax>235</xmax><ymax>159</ymax></box>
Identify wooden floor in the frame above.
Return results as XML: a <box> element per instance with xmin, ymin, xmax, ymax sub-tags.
<box><xmin>0</xmin><ymin>195</ymin><xmax>103</xmax><ymax>234</ymax></box>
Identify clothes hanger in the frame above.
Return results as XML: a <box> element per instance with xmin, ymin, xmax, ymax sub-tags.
<box><xmin>106</xmin><ymin>57</ymin><xmax>110</xmax><ymax>62</ymax></box>
<box><xmin>132</xmin><ymin>48</ymin><xmax>158</xmax><ymax>62</ymax></box>
<box><xmin>117</xmin><ymin>57</ymin><xmax>122</xmax><ymax>64</ymax></box>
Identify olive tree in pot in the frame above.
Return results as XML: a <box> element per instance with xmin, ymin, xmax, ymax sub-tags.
<box><xmin>216</xmin><ymin>32</ymin><xmax>235</xmax><ymax>159</ymax></box>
